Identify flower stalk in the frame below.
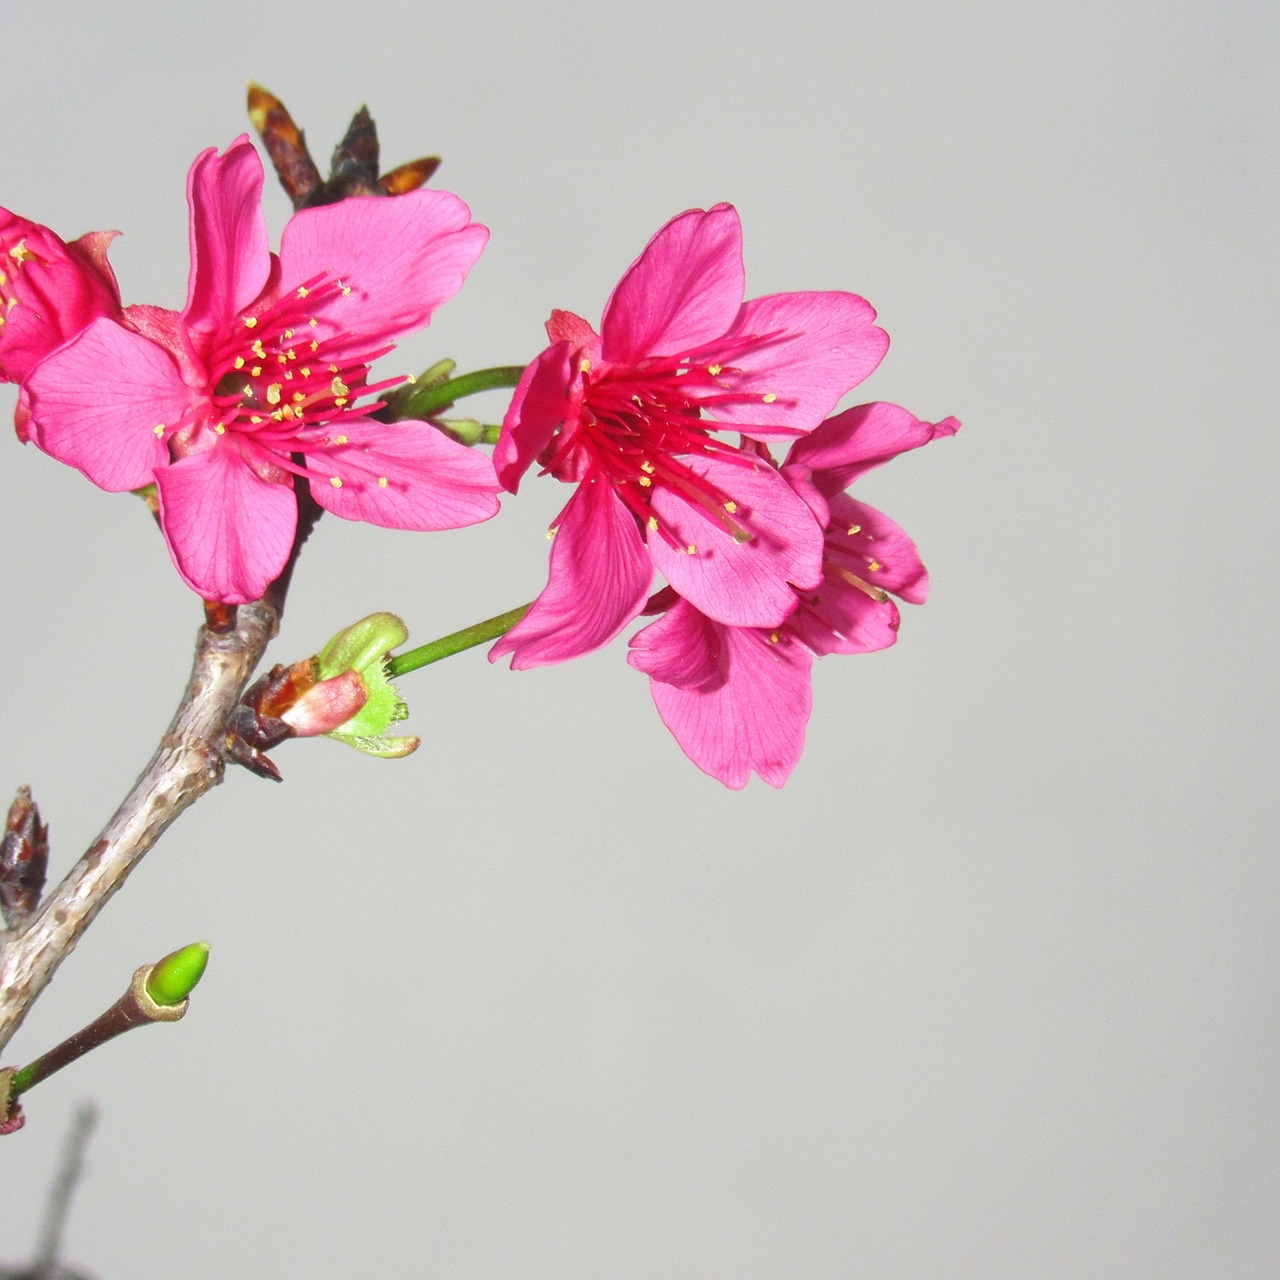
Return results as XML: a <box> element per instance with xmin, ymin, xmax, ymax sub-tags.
<box><xmin>388</xmin><ymin>365</ymin><xmax>526</xmax><ymax>422</ymax></box>
<box><xmin>387</xmin><ymin>604</ymin><xmax>531</xmax><ymax>678</ymax></box>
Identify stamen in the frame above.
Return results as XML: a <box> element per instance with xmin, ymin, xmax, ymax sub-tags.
<box><xmin>829</xmin><ymin>565</ymin><xmax>888</xmax><ymax>602</ymax></box>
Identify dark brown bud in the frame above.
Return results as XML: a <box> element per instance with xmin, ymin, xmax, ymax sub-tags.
<box><xmin>247</xmin><ymin>83</ymin><xmax>323</xmax><ymax>209</ymax></box>
<box><xmin>379</xmin><ymin>156</ymin><xmax>442</xmax><ymax>196</ymax></box>
<box><xmin>1</xmin><ymin>785</ymin><xmax>49</xmax><ymax>928</ymax></box>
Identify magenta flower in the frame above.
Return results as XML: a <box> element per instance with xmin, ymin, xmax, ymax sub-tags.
<box><xmin>0</xmin><ymin>210</ymin><xmax>123</xmax><ymax>440</ymax></box>
<box><xmin>490</xmin><ymin>204</ymin><xmax>889</xmax><ymax>669</ymax></box>
<box><xmin>628</xmin><ymin>402</ymin><xmax>959</xmax><ymax>788</ymax></box>
<box><xmin>23</xmin><ymin>137</ymin><xmax>499</xmax><ymax>604</ymax></box>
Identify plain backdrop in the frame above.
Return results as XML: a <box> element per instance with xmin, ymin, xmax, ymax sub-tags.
<box><xmin>1</xmin><ymin>1</ymin><xmax>1276</xmax><ymax>1277</ymax></box>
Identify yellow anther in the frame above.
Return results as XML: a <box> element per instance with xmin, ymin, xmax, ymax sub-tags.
<box><xmin>251</xmin><ymin>365</ymin><xmax>263</xmax><ymax>377</ymax></box>
<box><xmin>648</xmin><ymin>516</ymin><xmax>659</xmax><ymax>532</ymax></box>
<box><xmin>329</xmin><ymin>476</ymin><xmax>342</xmax><ymax>487</ymax></box>
<box><xmin>153</xmin><ymin>424</ymin><xmax>165</xmax><ymax>437</ymax></box>
<box><xmin>762</xmin><ymin>393</ymin><xmax>777</xmax><ymax>404</ymax></box>
<box><xmin>249</xmin><ymin>415</ymin><xmax>262</xmax><ymax>423</ymax></box>
<box><xmin>335</xmin><ymin>434</ymin><xmax>348</xmax><ymax>445</ymax></box>
<box><xmin>244</xmin><ymin>316</ymin><xmax>257</xmax><ymax>328</ymax></box>
<box><xmin>233</xmin><ymin>356</ymin><xmax>245</xmax><ymax>370</ymax></box>
<box><xmin>283</xmin><ymin>328</ymin><xmax>294</xmax><ymax>340</ymax></box>
<box><xmin>296</xmin><ymin>285</ymin><xmax>309</xmax><ymax>298</ymax></box>
<box><xmin>724</xmin><ymin>500</ymin><xmax>738</xmax><ymax>514</ymax></box>
<box><xmin>308</xmin><ymin>317</ymin><xmax>318</xmax><ymax>327</ymax></box>
<box><xmin>640</xmin><ymin>460</ymin><xmax>655</xmax><ymax>474</ymax></box>
<box><xmin>266</xmin><ymin>384</ymin><xmax>282</xmax><ymax>405</ymax></box>
<box><xmin>867</xmin><ymin>559</ymin><xmax>881</xmax><ymax>573</ymax></box>
<box><xmin>328</xmin><ymin>364</ymin><xmax>339</xmax><ymax>373</ymax></box>
<box><xmin>547</xmin><ymin>525</ymin><xmax>559</xmax><ymax>539</ymax></box>
<box><xmin>406</xmin><ymin>372</ymin><xmax>417</xmax><ymax>384</ymax></box>
<box><xmin>377</xmin><ymin>476</ymin><xmax>389</xmax><ymax>488</ymax></box>
<box><xmin>686</xmin><ymin>544</ymin><xmax>697</xmax><ymax>555</ymax></box>
<box><xmin>214</xmin><ymin>424</ymin><xmax>226</xmax><ymax>434</ymax></box>
<box><xmin>8</xmin><ymin>240</ymin><xmax>35</xmax><ymax>265</ymax></box>
<box><xmin>334</xmin><ymin>398</ymin><xmax>348</xmax><ymax>407</ymax></box>
<box><xmin>579</xmin><ymin>358</ymin><xmax>591</xmax><ymax>373</ymax></box>
<box><xmin>331</xmin><ymin>376</ymin><xmax>350</xmax><ymax>397</ymax></box>
<box><xmin>251</xmin><ymin>339</ymin><xmax>266</xmax><ymax>358</ymax></box>
<box><xmin>638</xmin><ymin>476</ymin><xmax>652</xmax><ymax>487</ymax></box>
<box><xmin>286</xmin><ymin>348</ymin><xmax>297</xmax><ymax>361</ymax></box>
<box><xmin>292</xmin><ymin>392</ymin><xmax>305</xmax><ymax>403</ymax></box>
<box><xmin>769</xmin><ymin>632</ymin><xmax>780</xmax><ymax>644</ymax></box>
<box><xmin>301</xmin><ymin>367</ymin><xmax>311</xmax><ymax>377</ymax></box>
<box><xmin>241</xmin><ymin>384</ymin><xmax>253</xmax><ymax>396</ymax></box>
<box><xmin>707</xmin><ymin>364</ymin><xmax>722</xmax><ymax>376</ymax></box>
<box><xmin>341</xmin><ymin>285</ymin><xmax>352</xmax><ymax>296</ymax></box>
<box><xmin>310</xmin><ymin>340</ymin><xmax>319</xmax><ymax>352</ymax></box>
<box><xmin>847</xmin><ymin>524</ymin><xmax>861</xmax><ymax>535</ymax></box>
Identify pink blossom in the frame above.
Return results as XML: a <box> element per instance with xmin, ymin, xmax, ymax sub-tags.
<box><xmin>491</xmin><ymin>204</ymin><xmax>889</xmax><ymax>669</ymax></box>
<box><xmin>628</xmin><ymin>403</ymin><xmax>959</xmax><ymax>788</ymax></box>
<box><xmin>23</xmin><ymin>137</ymin><xmax>499</xmax><ymax>604</ymax></box>
<box><xmin>0</xmin><ymin>210</ymin><xmax>123</xmax><ymax>440</ymax></box>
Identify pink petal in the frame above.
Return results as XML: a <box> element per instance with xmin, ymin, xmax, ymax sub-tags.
<box><xmin>786</xmin><ymin>401</ymin><xmax>961</xmax><ymax>495</ymax></box>
<box><xmin>280</xmin><ymin>189</ymin><xmax>488</xmax><ymax>345</ymax></box>
<box><xmin>649</xmin><ymin>454</ymin><xmax>823</xmax><ymax>627</ymax></box>
<box><xmin>493</xmin><ymin>341</ymin><xmax>577</xmax><ymax>493</ymax></box>
<box><xmin>640</xmin><ymin>615</ymin><xmax>815</xmax><ymax>789</ymax></box>
<box><xmin>24</xmin><ymin>317</ymin><xmax>189</xmax><ymax>491</ymax></box>
<box><xmin>627</xmin><ymin>597</ymin><xmax>727</xmax><ymax>691</ymax></box>
<box><xmin>786</xmin><ymin>572</ymin><xmax>902</xmax><ymax>656</ymax></box>
<box><xmin>155</xmin><ymin>442</ymin><xmax>298</xmax><ymax>604</ymax></box>
<box><xmin>826</xmin><ymin>492</ymin><xmax>929</xmax><ymax>604</ymax></box>
<box><xmin>490</xmin><ymin>479</ymin><xmax>652</xmax><ymax>669</ymax></box>
<box><xmin>600</xmin><ymin>205</ymin><xmax>745</xmax><ymax>364</ymax></box>
<box><xmin>711</xmin><ymin>292</ymin><xmax>889</xmax><ymax>438</ymax></box>
<box><xmin>306</xmin><ymin>418</ymin><xmax>500</xmax><ymax>531</ymax></box>
<box><xmin>183</xmin><ymin>137</ymin><xmax>272</xmax><ymax>335</ymax></box>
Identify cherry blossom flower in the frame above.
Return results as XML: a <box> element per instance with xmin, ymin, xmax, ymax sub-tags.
<box><xmin>628</xmin><ymin>402</ymin><xmax>959</xmax><ymax>788</ymax></box>
<box><xmin>23</xmin><ymin>137</ymin><xmax>499</xmax><ymax>603</ymax></box>
<box><xmin>0</xmin><ymin>209</ymin><xmax>123</xmax><ymax>441</ymax></box>
<box><xmin>491</xmin><ymin>204</ymin><xmax>889</xmax><ymax>669</ymax></box>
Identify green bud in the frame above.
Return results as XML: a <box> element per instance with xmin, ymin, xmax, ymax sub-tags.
<box><xmin>145</xmin><ymin>942</ymin><xmax>210</xmax><ymax>1006</ymax></box>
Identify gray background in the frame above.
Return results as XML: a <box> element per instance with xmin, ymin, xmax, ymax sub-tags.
<box><xmin>1</xmin><ymin>1</ymin><xmax>1276</xmax><ymax>1276</ymax></box>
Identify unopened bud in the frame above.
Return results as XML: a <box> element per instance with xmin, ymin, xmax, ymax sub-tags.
<box><xmin>280</xmin><ymin>669</ymin><xmax>368</xmax><ymax>737</ymax></box>
<box><xmin>1</xmin><ymin>786</ymin><xmax>49</xmax><ymax>927</ymax></box>
<box><xmin>145</xmin><ymin>942</ymin><xmax>210</xmax><ymax>1007</ymax></box>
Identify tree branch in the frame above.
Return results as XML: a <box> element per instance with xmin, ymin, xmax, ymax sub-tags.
<box><xmin>0</xmin><ymin>600</ymin><xmax>279</xmax><ymax>1056</ymax></box>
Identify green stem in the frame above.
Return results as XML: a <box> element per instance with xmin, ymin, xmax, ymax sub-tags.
<box><xmin>394</xmin><ymin>366</ymin><xmax>526</xmax><ymax>420</ymax></box>
<box><xmin>388</xmin><ymin>604</ymin><xmax>532</xmax><ymax>678</ymax></box>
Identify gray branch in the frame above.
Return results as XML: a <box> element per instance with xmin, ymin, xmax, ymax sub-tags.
<box><xmin>0</xmin><ymin>600</ymin><xmax>278</xmax><ymax>1056</ymax></box>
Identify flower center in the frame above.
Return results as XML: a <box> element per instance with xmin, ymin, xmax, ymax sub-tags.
<box><xmin>200</xmin><ymin>276</ymin><xmax>396</xmax><ymax>451</ymax></box>
<box><xmin>0</xmin><ymin>238</ymin><xmax>40</xmax><ymax>327</ymax></box>
<box><xmin>552</xmin><ymin>352</ymin><xmax>770</xmax><ymax>549</ymax></box>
